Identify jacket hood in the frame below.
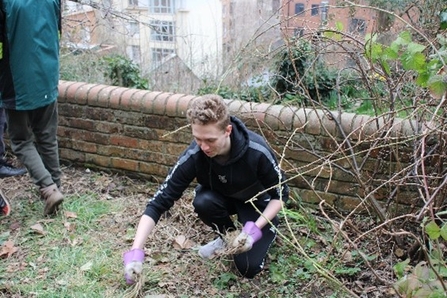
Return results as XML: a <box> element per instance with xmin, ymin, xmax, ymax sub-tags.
<box><xmin>226</xmin><ymin>116</ymin><xmax>249</xmax><ymax>165</ymax></box>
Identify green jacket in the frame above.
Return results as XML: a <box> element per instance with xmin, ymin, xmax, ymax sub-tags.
<box><xmin>0</xmin><ymin>0</ymin><xmax>61</xmax><ymax>110</ymax></box>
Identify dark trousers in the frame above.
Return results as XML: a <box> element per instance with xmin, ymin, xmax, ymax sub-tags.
<box><xmin>193</xmin><ymin>185</ymin><xmax>278</xmax><ymax>278</ymax></box>
<box><xmin>0</xmin><ymin>108</ymin><xmax>6</xmax><ymax>157</ymax></box>
<box><xmin>5</xmin><ymin>101</ymin><xmax>61</xmax><ymax>188</ymax></box>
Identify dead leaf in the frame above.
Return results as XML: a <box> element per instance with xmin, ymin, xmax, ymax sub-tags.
<box><xmin>0</xmin><ymin>240</ymin><xmax>19</xmax><ymax>258</ymax></box>
<box><xmin>30</xmin><ymin>223</ymin><xmax>46</xmax><ymax>235</ymax></box>
<box><xmin>64</xmin><ymin>211</ymin><xmax>77</xmax><ymax>218</ymax></box>
<box><xmin>172</xmin><ymin>235</ymin><xmax>195</xmax><ymax>250</ymax></box>
<box><xmin>64</xmin><ymin>222</ymin><xmax>76</xmax><ymax>232</ymax></box>
<box><xmin>80</xmin><ymin>261</ymin><xmax>93</xmax><ymax>271</ymax></box>
<box><xmin>9</xmin><ymin>221</ymin><xmax>21</xmax><ymax>231</ymax></box>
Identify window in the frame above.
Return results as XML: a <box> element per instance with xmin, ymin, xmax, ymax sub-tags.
<box><xmin>127</xmin><ymin>45</ymin><xmax>141</xmax><ymax>64</ymax></box>
<box><xmin>349</xmin><ymin>18</ymin><xmax>366</xmax><ymax>35</ymax></box>
<box><xmin>311</xmin><ymin>4</ymin><xmax>319</xmax><ymax>16</ymax></box>
<box><xmin>152</xmin><ymin>48</ymin><xmax>175</xmax><ymax>65</ymax></box>
<box><xmin>294</xmin><ymin>27</ymin><xmax>304</xmax><ymax>37</ymax></box>
<box><xmin>150</xmin><ymin>21</ymin><xmax>175</xmax><ymax>41</ymax></box>
<box><xmin>128</xmin><ymin>21</ymin><xmax>140</xmax><ymax>37</ymax></box>
<box><xmin>295</xmin><ymin>3</ymin><xmax>304</xmax><ymax>15</ymax></box>
<box><xmin>129</xmin><ymin>0</ymin><xmax>148</xmax><ymax>8</ymax></box>
<box><xmin>149</xmin><ymin>0</ymin><xmax>174</xmax><ymax>14</ymax></box>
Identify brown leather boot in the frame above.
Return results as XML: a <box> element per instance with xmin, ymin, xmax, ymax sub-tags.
<box><xmin>40</xmin><ymin>184</ymin><xmax>64</xmax><ymax>216</ymax></box>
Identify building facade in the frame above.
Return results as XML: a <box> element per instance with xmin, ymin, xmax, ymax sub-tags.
<box><xmin>63</xmin><ymin>0</ymin><xmax>223</xmax><ymax>93</ymax></box>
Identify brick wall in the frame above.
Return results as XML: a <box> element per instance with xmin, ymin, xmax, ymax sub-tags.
<box><xmin>58</xmin><ymin>80</ymin><xmax>418</xmax><ymax>211</ymax></box>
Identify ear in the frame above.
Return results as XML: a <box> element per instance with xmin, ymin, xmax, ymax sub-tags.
<box><xmin>225</xmin><ymin>124</ymin><xmax>232</xmax><ymax>136</ymax></box>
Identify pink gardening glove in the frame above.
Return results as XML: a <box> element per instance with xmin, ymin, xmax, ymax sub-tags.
<box><xmin>231</xmin><ymin>221</ymin><xmax>262</xmax><ymax>254</ymax></box>
<box><xmin>123</xmin><ymin>248</ymin><xmax>145</xmax><ymax>284</ymax></box>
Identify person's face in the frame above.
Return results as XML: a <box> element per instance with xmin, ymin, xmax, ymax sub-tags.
<box><xmin>191</xmin><ymin>122</ymin><xmax>232</xmax><ymax>158</ymax></box>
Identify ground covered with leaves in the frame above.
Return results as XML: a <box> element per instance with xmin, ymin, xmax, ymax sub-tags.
<box><xmin>0</xmin><ymin>163</ymin><xmax>436</xmax><ymax>297</ymax></box>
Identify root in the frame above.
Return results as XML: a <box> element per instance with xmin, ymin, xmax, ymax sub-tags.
<box><xmin>215</xmin><ymin>230</ymin><xmax>245</xmax><ymax>256</ymax></box>
<box><xmin>123</xmin><ymin>273</ymin><xmax>144</xmax><ymax>298</ymax></box>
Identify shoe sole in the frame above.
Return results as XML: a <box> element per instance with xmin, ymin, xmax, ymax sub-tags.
<box><xmin>0</xmin><ymin>169</ymin><xmax>27</xmax><ymax>178</ymax></box>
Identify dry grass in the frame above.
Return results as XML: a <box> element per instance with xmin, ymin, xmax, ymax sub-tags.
<box><xmin>0</xmin><ymin>159</ymin><xmax>408</xmax><ymax>297</ymax></box>
<box><xmin>122</xmin><ymin>273</ymin><xmax>144</xmax><ymax>298</ymax></box>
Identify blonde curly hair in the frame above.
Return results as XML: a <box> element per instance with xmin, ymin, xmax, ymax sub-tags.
<box><xmin>186</xmin><ymin>94</ymin><xmax>230</xmax><ymax>131</ymax></box>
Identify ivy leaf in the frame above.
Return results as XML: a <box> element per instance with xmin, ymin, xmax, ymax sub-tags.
<box><xmin>427</xmin><ymin>75</ymin><xmax>447</xmax><ymax>97</ymax></box>
<box><xmin>425</xmin><ymin>220</ymin><xmax>440</xmax><ymax>240</ymax></box>
<box><xmin>393</xmin><ymin>258</ymin><xmax>410</xmax><ymax>279</ymax></box>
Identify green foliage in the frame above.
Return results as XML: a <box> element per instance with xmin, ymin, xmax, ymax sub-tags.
<box><xmin>197</xmin><ymin>83</ymin><xmax>237</xmax><ymax>99</ymax></box>
<box><xmin>197</xmin><ymin>81</ymin><xmax>272</xmax><ymax>102</ymax></box>
<box><xmin>393</xmin><ymin>213</ymin><xmax>447</xmax><ymax>298</ymax></box>
<box><xmin>60</xmin><ymin>50</ymin><xmax>106</xmax><ymax>83</ymax></box>
<box><xmin>441</xmin><ymin>9</ymin><xmax>447</xmax><ymax>30</ymax></box>
<box><xmin>0</xmin><ymin>192</ymin><xmax>127</xmax><ymax>297</ymax></box>
<box><xmin>102</xmin><ymin>54</ymin><xmax>149</xmax><ymax>89</ymax></box>
<box><xmin>271</xmin><ymin>39</ymin><xmax>337</xmax><ymax>105</ymax></box>
<box><xmin>393</xmin><ymin>261</ymin><xmax>447</xmax><ymax>298</ymax></box>
<box><xmin>212</xmin><ymin>272</ymin><xmax>238</xmax><ymax>290</ymax></box>
<box><xmin>424</xmin><ymin>220</ymin><xmax>447</xmax><ymax>241</ymax></box>
<box><xmin>365</xmin><ymin>31</ymin><xmax>447</xmax><ymax>97</ymax></box>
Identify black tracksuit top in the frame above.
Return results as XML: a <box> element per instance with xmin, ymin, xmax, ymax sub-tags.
<box><xmin>144</xmin><ymin>116</ymin><xmax>289</xmax><ymax>223</ymax></box>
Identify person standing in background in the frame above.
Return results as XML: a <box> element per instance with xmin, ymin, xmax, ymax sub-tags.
<box><xmin>0</xmin><ymin>107</ymin><xmax>27</xmax><ymax>217</ymax></box>
<box><xmin>0</xmin><ymin>108</ymin><xmax>27</xmax><ymax>178</ymax></box>
<box><xmin>0</xmin><ymin>0</ymin><xmax>64</xmax><ymax>216</ymax></box>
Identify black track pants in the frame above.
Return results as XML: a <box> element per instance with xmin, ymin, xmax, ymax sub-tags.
<box><xmin>193</xmin><ymin>185</ymin><xmax>278</xmax><ymax>278</ymax></box>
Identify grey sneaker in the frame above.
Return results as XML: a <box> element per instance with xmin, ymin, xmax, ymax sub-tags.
<box><xmin>198</xmin><ymin>237</ymin><xmax>226</xmax><ymax>259</ymax></box>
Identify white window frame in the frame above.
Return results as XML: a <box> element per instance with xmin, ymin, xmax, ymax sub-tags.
<box><xmin>152</xmin><ymin>48</ymin><xmax>175</xmax><ymax>65</ymax></box>
<box><xmin>127</xmin><ymin>45</ymin><xmax>141</xmax><ymax>64</ymax></box>
<box><xmin>150</xmin><ymin>21</ymin><xmax>175</xmax><ymax>42</ymax></box>
<box><xmin>149</xmin><ymin>0</ymin><xmax>175</xmax><ymax>14</ymax></box>
<box><xmin>349</xmin><ymin>18</ymin><xmax>366</xmax><ymax>35</ymax></box>
<box><xmin>128</xmin><ymin>21</ymin><xmax>140</xmax><ymax>37</ymax></box>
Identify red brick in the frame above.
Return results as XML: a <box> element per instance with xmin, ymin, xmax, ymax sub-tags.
<box><xmin>264</xmin><ymin>104</ymin><xmax>283</xmax><ymax>130</ymax></box>
<box><xmin>120</xmin><ymin>89</ymin><xmax>139</xmax><ymax>111</ymax></box>
<box><xmin>152</xmin><ymin>93</ymin><xmax>170</xmax><ymax>115</ymax></box>
<box><xmin>97</xmin><ymin>85</ymin><xmax>120</xmax><ymax>108</ymax></box>
<box><xmin>111</xmin><ymin>158</ymin><xmax>139</xmax><ymax>171</ymax></box>
<box><xmin>109</xmin><ymin>135</ymin><xmax>139</xmax><ymax>148</ymax></box>
<box><xmin>62</xmin><ymin>81</ymin><xmax>89</xmax><ymax>104</ymax></box>
<box><xmin>85</xmin><ymin>153</ymin><xmax>111</xmax><ymax>167</ymax></box>
<box><xmin>166</xmin><ymin>93</ymin><xmax>186</xmax><ymax>117</ymax></box>
<box><xmin>129</xmin><ymin>90</ymin><xmax>148</xmax><ymax>111</ymax></box>
<box><xmin>141</xmin><ymin>91</ymin><xmax>164</xmax><ymax>113</ymax></box>
<box><xmin>74</xmin><ymin>83</ymin><xmax>97</xmax><ymax>104</ymax></box>
<box><xmin>109</xmin><ymin>87</ymin><xmax>127</xmax><ymax>109</ymax></box>
<box><xmin>72</xmin><ymin>141</ymin><xmax>97</xmax><ymax>153</ymax></box>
